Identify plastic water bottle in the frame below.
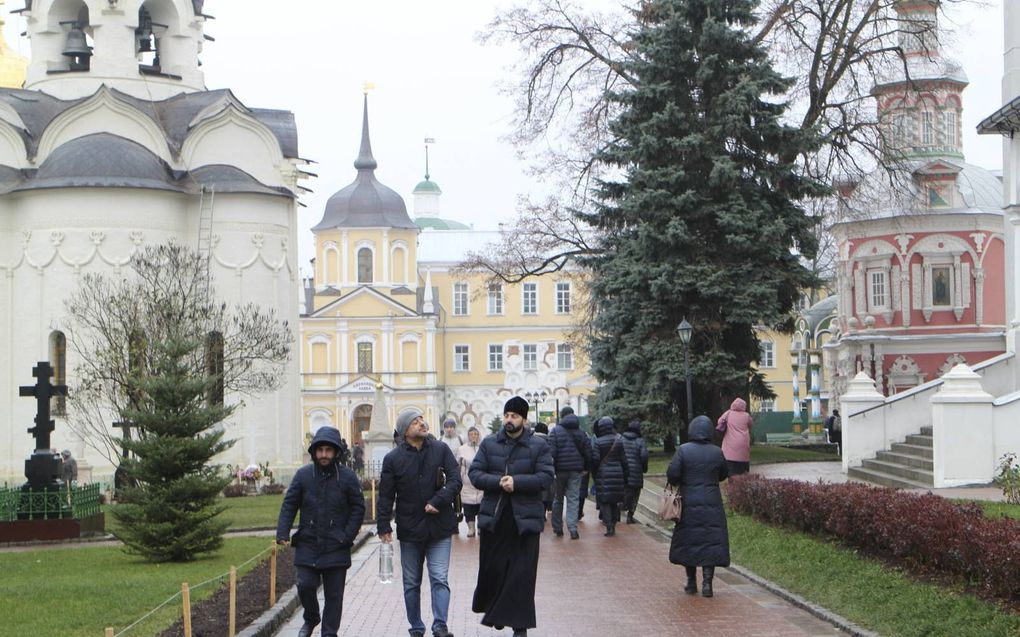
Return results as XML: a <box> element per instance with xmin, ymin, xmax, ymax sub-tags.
<box><xmin>378</xmin><ymin>542</ymin><xmax>394</xmax><ymax>584</ymax></box>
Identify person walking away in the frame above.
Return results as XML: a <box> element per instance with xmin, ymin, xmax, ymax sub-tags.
<box><xmin>276</xmin><ymin>427</ymin><xmax>366</xmax><ymax>637</ymax></box>
<box><xmin>825</xmin><ymin>408</ymin><xmax>841</xmax><ymax>451</ymax></box>
<box><xmin>548</xmin><ymin>408</ymin><xmax>590</xmax><ymax>539</ymax></box>
<box><xmin>457</xmin><ymin>426</ymin><xmax>484</xmax><ymax>537</ymax></box>
<box><xmin>667</xmin><ymin>415</ymin><xmax>730</xmax><ymax>598</ymax></box>
<box><xmin>531</xmin><ymin>422</ymin><xmax>554</xmax><ymax>515</ymax></box>
<box><xmin>352</xmin><ymin>441</ymin><xmax>365</xmax><ymax>476</ymax></box>
<box><xmin>590</xmin><ymin>416</ymin><xmax>629</xmax><ymax>537</ymax></box>
<box><xmin>620</xmin><ymin>420</ymin><xmax>649</xmax><ymax>524</ymax></box>
<box><xmin>440</xmin><ymin>417</ymin><xmax>465</xmax><ymax>534</ymax></box>
<box><xmin>377</xmin><ymin>410</ymin><xmax>462</xmax><ymax>637</ymax></box>
<box><xmin>718</xmin><ymin>398</ymin><xmax>753</xmax><ymax>476</ymax></box>
<box><xmin>469</xmin><ymin>397</ymin><xmax>554</xmax><ymax>637</ymax></box>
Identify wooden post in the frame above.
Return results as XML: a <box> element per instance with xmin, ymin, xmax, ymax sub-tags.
<box><xmin>228</xmin><ymin>566</ymin><xmax>237</xmax><ymax>637</ymax></box>
<box><xmin>269</xmin><ymin>544</ymin><xmax>278</xmax><ymax>606</ymax></box>
<box><xmin>182</xmin><ymin>582</ymin><xmax>192</xmax><ymax>637</ymax></box>
<box><xmin>371</xmin><ymin>478</ymin><xmax>377</xmax><ymax>520</ymax></box>
<box><xmin>105</xmin><ymin>629</ymin><xmax>114</xmax><ymax>637</ymax></box>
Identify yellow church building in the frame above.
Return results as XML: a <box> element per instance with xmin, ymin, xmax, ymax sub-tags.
<box><xmin>0</xmin><ymin>0</ymin><xmax>28</xmax><ymax>89</ymax></box>
<box><xmin>300</xmin><ymin>98</ymin><xmax>595</xmax><ymax>444</ymax></box>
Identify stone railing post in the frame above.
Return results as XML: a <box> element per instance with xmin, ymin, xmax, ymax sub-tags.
<box><xmin>840</xmin><ymin>371</ymin><xmax>886</xmax><ymax>472</ymax></box>
<box><xmin>930</xmin><ymin>363</ymin><xmax>995</xmax><ymax>488</ymax></box>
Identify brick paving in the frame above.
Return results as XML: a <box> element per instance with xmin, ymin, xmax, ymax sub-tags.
<box><xmin>276</xmin><ymin>515</ymin><xmax>843</xmax><ymax>637</ymax></box>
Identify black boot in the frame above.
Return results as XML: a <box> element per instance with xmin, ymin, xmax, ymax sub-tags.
<box><xmin>702</xmin><ymin>566</ymin><xmax>715</xmax><ymax>598</ymax></box>
<box><xmin>626</xmin><ymin>512</ymin><xmax>636</xmax><ymax>524</ymax></box>
<box><xmin>683</xmin><ymin>566</ymin><xmax>698</xmax><ymax>595</ymax></box>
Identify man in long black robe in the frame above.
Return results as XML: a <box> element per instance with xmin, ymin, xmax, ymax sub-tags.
<box><xmin>468</xmin><ymin>396</ymin><xmax>554</xmax><ymax>637</ymax></box>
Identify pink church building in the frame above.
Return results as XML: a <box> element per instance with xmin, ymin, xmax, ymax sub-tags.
<box><xmin>825</xmin><ymin>0</ymin><xmax>1006</xmax><ymax>402</ymax></box>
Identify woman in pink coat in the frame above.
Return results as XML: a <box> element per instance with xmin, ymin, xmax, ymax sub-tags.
<box><xmin>718</xmin><ymin>398</ymin><xmax>753</xmax><ymax>476</ymax></box>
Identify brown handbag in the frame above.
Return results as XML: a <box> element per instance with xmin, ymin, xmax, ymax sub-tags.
<box><xmin>658</xmin><ymin>483</ymin><xmax>682</xmax><ymax>522</ymax></box>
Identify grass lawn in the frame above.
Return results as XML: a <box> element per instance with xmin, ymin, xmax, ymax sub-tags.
<box><xmin>0</xmin><ymin>536</ymin><xmax>272</xmax><ymax>637</ymax></box>
<box><xmin>104</xmin><ymin>494</ymin><xmax>284</xmax><ymax>537</ymax></box>
<box><xmin>972</xmin><ymin>500</ymin><xmax>1020</xmax><ymax>521</ymax></box>
<box><xmin>727</xmin><ymin>511</ymin><xmax>1020</xmax><ymax>637</ymax></box>
<box><xmin>647</xmin><ymin>444</ymin><xmax>837</xmax><ymax>474</ymax></box>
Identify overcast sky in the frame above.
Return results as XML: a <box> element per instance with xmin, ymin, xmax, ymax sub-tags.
<box><xmin>2</xmin><ymin>1</ymin><xmax>1008</xmax><ymax>272</ymax></box>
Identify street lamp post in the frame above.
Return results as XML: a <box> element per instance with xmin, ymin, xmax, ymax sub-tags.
<box><xmin>523</xmin><ymin>390</ymin><xmax>547</xmax><ymax>422</ymax></box>
<box><xmin>676</xmin><ymin>318</ymin><xmax>694</xmax><ymax>423</ymax></box>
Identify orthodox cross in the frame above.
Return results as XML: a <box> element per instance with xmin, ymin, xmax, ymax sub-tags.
<box><xmin>19</xmin><ymin>361</ymin><xmax>67</xmax><ymax>452</ymax></box>
<box><xmin>113</xmin><ymin>420</ymin><xmax>135</xmax><ymax>458</ymax></box>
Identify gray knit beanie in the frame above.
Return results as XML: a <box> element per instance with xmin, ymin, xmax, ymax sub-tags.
<box><xmin>395</xmin><ymin>409</ymin><xmax>423</xmax><ymax>439</ymax></box>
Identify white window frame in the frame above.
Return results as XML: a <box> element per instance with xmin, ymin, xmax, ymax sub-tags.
<box><xmin>758</xmin><ymin>399</ymin><xmax>776</xmax><ymax>413</ymax></box>
<box><xmin>942</xmin><ymin>110</ymin><xmax>957</xmax><ymax>147</ymax></box>
<box><xmin>921</xmin><ymin>110</ymin><xmax>934</xmax><ymax>145</ymax></box>
<box><xmin>487</xmin><ymin>283</ymin><xmax>504</xmax><ymax>316</ymax></box>
<box><xmin>522</xmin><ymin>344</ymin><xmax>538</xmax><ymax>371</ymax></box>
<box><xmin>454</xmin><ymin>344</ymin><xmax>471</xmax><ymax>372</ymax></box>
<box><xmin>868</xmin><ymin>269</ymin><xmax>888</xmax><ymax>311</ymax></box>
<box><xmin>555</xmin><ymin>282</ymin><xmax>572</xmax><ymax>314</ymax></box>
<box><xmin>488</xmin><ymin>344</ymin><xmax>504</xmax><ymax>371</ymax></box>
<box><xmin>759</xmin><ymin>341</ymin><xmax>775</xmax><ymax>368</ymax></box>
<box><xmin>521</xmin><ymin>282</ymin><xmax>538</xmax><ymax>315</ymax></box>
<box><xmin>556</xmin><ymin>343</ymin><xmax>574</xmax><ymax>370</ymax></box>
<box><xmin>453</xmin><ymin>282</ymin><xmax>469</xmax><ymax>316</ymax></box>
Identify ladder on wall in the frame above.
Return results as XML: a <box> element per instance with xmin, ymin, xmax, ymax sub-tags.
<box><xmin>197</xmin><ymin>186</ymin><xmax>215</xmax><ymax>299</ymax></box>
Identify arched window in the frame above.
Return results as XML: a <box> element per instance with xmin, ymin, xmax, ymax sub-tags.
<box><xmin>49</xmin><ymin>331</ymin><xmax>67</xmax><ymax>417</ymax></box>
<box><xmin>205</xmin><ymin>331</ymin><xmax>225</xmax><ymax>406</ymax></box>
<box><xmin>357</xmin><ymin>248</ymin><xmax>373</xmax><ymax>284</ymax></box>
<box><xmin>127</xmin><ymin>329</ymin><xmax>147</xmax><ymax>409</ymax></box>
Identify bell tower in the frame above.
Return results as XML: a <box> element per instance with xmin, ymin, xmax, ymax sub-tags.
<box><xmin>0</xmin><ymin>0</ymin><xmax>29</xmax><ymax>88</ymax></box>
<box><xmin>17</xmin><ymin>0</ymin><xmax>208</xmax><ymax>100</ymax></box>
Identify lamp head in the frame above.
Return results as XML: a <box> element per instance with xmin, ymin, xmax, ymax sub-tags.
<box><xmin>676</xmin><ymin>318</ymin><xmax>693</xmax><ymax>345</ymax></box>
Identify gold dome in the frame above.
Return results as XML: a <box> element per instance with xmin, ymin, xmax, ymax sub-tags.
<box><xmin>0</xmin><ymin>0</ymin><xmax>28</xmax><ymax>90</ymax></box>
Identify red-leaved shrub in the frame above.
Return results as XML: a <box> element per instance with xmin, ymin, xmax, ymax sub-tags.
<box><xmin>727</xmin><ymin>475</ymin><xmax>1020</xmax><ymax>603</ymax></box>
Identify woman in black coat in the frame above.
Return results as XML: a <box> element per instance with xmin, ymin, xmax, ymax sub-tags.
<box><xmin>590</xmin><ymin>416</ymin><xmax>629</xmax><ymax>536</ymax></box>
<box><xmin>666</xmin><ymin>415</ymin><xmax>730</xmax><ymax>597</ymax></box>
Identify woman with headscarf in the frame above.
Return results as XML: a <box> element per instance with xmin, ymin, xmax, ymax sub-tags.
<box><xmin>457</xmin><ymin>426</ymin><xmax>484</xmax><ymax>537</ymax></box>
<box><xmin>590</xmin><ymin>416</ymin><xmax>629</xmax><ymax>537</ymax></box>
<box><xmin>718</xmin><ymin>397</ymin><xmax>753</xmax><ymax>476</ymax></box>
<box><xmin>666</xmin><ymin>415</ymin><xmax>730</xmax><ymax>598</ymax></box>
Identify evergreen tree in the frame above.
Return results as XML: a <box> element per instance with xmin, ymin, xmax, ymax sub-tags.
<box><xmin>584</xmin><ymin>0</ymin><xmax>825</xmax><ymax>435</ymax></box>
<box><xmin>112</xmin><ymin>336</ymin><xmax>234</xmax><ymax>562</ymax></box>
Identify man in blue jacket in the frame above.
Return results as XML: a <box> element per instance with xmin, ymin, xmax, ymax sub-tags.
<box><xmin>377</xmin><ymin>409</ymin><xmax>462</xmax><ymax>637</ymax></box>
<box><xmin>548</xmin><ymin>408</ymin><xmax>591</xmax><ymax>539</ymax></box>
<box><xmin>276</xmin><ymin>426</ymin><xmax>365</xmax><ymax>637</ymax></box>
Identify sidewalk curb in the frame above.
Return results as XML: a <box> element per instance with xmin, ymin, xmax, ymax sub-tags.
<box><xmin>236</xmin><ymin>528</ymin><xmax>375</xmax><ymax>637</ymax></box>
<box><xmin>637</xmin><ymin>485</ymin><xmax>878</xmax><ymax>637</ymax></box>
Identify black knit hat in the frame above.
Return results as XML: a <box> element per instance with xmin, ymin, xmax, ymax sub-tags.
<box><xmin>503</xmin><ymin>396</ymin><xmax>529</xmax><ymax>419</ymax></box>
<box><xmin>559</xmin><ymin>405</ymin><xmax>575</xmax><ymax>418</ymax></box>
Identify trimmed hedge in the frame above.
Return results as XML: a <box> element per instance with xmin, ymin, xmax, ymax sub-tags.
<box><xmin>727</xmin><ymin>475</ymin><xmax>1020</xmax><ymax>604</ymax></box>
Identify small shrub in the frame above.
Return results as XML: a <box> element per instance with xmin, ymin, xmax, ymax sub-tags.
<box><xmin>727</xmin><ymin>475</ymin><xmax>1020</xmax><ymax>604</ymax></box>
<box><xmin>260</xmin><ymin>483</ymin><xmax>284</xmax><ymax>495</ymax></box>
<box><xmin>993</xmin><ymin>453</ymin><xmax>1020</xmax><ymax>505</ymax></box>
<box><xmin>222</xmin><ymin>483</ymin><xmax>248</xmax><ymax>498</ymax></box>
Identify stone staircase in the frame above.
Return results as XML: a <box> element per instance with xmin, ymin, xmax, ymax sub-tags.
<box><xmin>847</xmin><ymin>426</ymin><xmax>934</xmax><ymax>488</ymax></box>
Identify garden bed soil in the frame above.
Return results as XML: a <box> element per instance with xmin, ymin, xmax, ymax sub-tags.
<box><xmin>158</xmin><ymin>547</ymin><xmax>297</xmax><ymax>637</ymax></box>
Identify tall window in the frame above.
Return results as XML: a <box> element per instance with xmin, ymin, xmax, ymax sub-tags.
<box><xmin>454</xmin><ymin>345</ymin><xmax>470</xmax><ymax>372</ymax></box>
<box><xmin>128</xmin><ymin>329</ymin><xmax>147</xmax><ymax>408</ymax></box>
<box><xmin>357</xmin><ymin>342</ymin><xmax>373</xmax><ymax>373</ymax></box>
<box><xmin>357</xmin><ymin>247</ymin><xmax>373</xmax><ymax>284</ymax></box>
<box><xmin>869</xmin><ymin>270</ymin><xmax>887</xmax><ymax>309</ymax></box>
<box><xmin>487</xmin><ymin>283</ymin><xmax>504</xmax><ymax>315</ymax></box>
<box><xmin>488</xmin><ymin>344</ymin><xmax>504</xmax><ymax>371</ymax></box>
<box><xmin>522</xmin><ymin>282</ymin><xmax>537</xmax><ymax>314</ymax></box>
<box><xmin>556</xmin><ymin>343</ymin><xmax>573</xmax><ymax>370</ymax></box>
<box><xmin>453</xmin><ymin>283</ymin><xmax>469</xmax><ymax>316</ymax></box>
<box><xmin>759</xmin><ymin>341</ymin><xmax>775</xmax><ymax>368</ymax></box>
<box><xmin>205</xmin><ymin>331</ymin><xmax>225</xmax><ymax>407</ymax></box>
<box><xmin>943</xmin><ymin>110</ymin><xmax>957</xmax><ymax>146</ymax></box>
<box><xmin>555</xmin><ymin>282</ymin><xmax>571</xmax><ymax>314</ymax></box>
<box><xmin>49</xmin><ymin>331</ymin><xmax>67</xmax><ymax>416</ymax></box>
<box><xmin>921</xmin><ymin>111</ymin><xmax>934</xmax><ymax>145</ymax></box>
<box><xmin>892</xmin><ymin>113</ymin><xmax>909</xmax><ymax>148</ymax></box>
<box><xmin>759</xmin><ymin>399</ymin><xmax>776</xmax><ymax>412</ymax></box>
<box><xmin>522</xmin><ymin>344</ymin><xmax>538</xmax><ymax>370</ymax></box>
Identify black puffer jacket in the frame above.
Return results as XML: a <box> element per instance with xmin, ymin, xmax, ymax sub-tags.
<box><xmin>376</xmin><ymin>437</ymin><xmax>462</xmax><ymax>543</ymax></box>
<box><xmin>590</xmin><ymin>417</ymin><xmax>628</xmax><ymax>504</ymax></box>
<box><xmin>621</xmin><ymin>422</ymin><xmax>650</xmax><ymax>488</ymax></box>
<box><xmin>276</xmin><ymin>427</ymin><xmax>366</xmax><ymax>569</ymax></box>
<box><xmin>548</xmin><ymin>414</ymin><xmax>591</xmax><ymax>472</ymax></box>
<box><xmin>469</xmin><ymin>428</ymin><xmax>554</xmax><ymax>535</ymax></box>
<box><xmin>667</xmin><ymin>416</ymin><xmax>730</xmax><ymax>567</ymax></box>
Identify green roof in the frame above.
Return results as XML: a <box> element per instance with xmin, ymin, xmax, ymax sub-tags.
<box><xmin>413</xmin><ymin>179</ymin><xmax>442</xmax><ymax>194</ymax></box>
<box><xmin>415</xmin><ymin>217</ymin><xmax>470</xmax><ymax>230</ymax></box>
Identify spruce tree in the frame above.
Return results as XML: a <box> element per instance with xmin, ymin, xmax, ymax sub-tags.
<box><xmin>584</xmin><ymin>0</ymin><xmax>825</xmax><ymax>435</ymax></box>
<box><xmin>112</xmin><ymin>336</ymin><xmax>234</xmax><ymax>562</ymax></box>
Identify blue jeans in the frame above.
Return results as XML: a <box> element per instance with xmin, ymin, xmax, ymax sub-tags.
<box><xmin>399</xmin><ymin>536</ymin><xmax>452</xmax><ymax>633</ymax></box>
<box><xmin>552</xmin><ymin>471</ymin><xmax>582</xmax><ymax>533</ymax></box>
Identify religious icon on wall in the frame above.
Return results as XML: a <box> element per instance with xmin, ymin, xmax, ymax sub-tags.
<box><xmin>932</xmin><ymin>266</ymin><xmax>951</xmax><ymax>306</ymax></box>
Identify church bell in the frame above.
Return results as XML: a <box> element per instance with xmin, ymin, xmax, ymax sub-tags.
<box><xmin>61</xmin><ymin>22</ymin><xmax>92</xmax><ymax>71</ymax></box>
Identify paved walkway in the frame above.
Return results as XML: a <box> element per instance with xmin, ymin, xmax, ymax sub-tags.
<box><xmin>277</xmin><ymin>516</ymin><xmax>843</xmax><ymax>637</ymax></box>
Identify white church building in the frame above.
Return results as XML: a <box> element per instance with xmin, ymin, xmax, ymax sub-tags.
<box><xmin>0</xmin><ymin>0</ymin><xmax>306</xmax><ymax>482</ymax></box>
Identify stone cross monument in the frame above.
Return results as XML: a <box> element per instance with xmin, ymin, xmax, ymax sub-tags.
<box><xmin>19</xmin><ymin>361</ymin><xmax>68</xmax><ymax>490</ymax></box>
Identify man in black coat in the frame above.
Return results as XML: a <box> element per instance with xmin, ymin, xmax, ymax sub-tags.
<box><xmin>469</xmin><ymin>396</ymin><xmax>554</xmax><ymax>637</ymax></box>
<box><xmin>377</xmin><ymin>409</ymin><xmax>462</xmax><ymax>637</ymax></box>
<box><xmin>666</xmin><ymin>415</ymin><xmax>730</xmax><ymax>598</ymax></box>
<box><xmin>548</xmin><ymin>409</ymin><xmax>591</xmax><ymax>539</ymax></box>
<box><xmin>621</xmin><ymin>420</ymin><xmax>650</xmax><ymax>524</ymax></box>
<box><xmin>276</xmin><ymin>426</ymin><xmax>366</xmax><ymax>637</ymax></box>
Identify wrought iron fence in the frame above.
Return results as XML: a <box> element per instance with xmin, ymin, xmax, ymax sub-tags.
<box><xmin>0</xmin><ymin>483</ymin><xmax>102</xmax><ymax>521</ymax></box>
